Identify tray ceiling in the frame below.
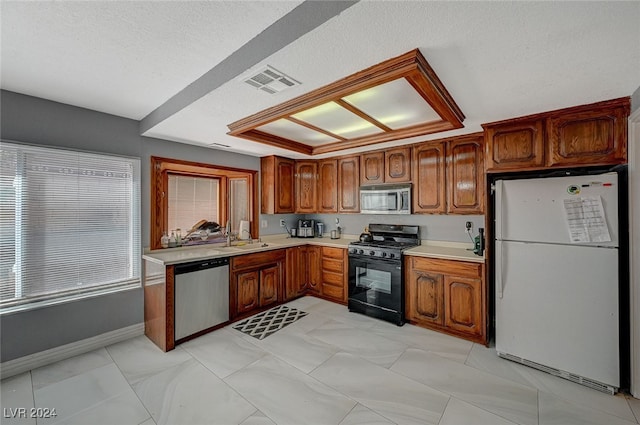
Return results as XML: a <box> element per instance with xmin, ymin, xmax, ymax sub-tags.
<box><xmin>1</xmin><ymin>1</ymin><xmax>639</xmax><ymax>159</ymax></box>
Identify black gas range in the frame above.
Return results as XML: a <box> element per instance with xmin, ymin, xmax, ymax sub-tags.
<box><xmin>347</xmin><ymin>224</ymin><xmax>420</xmax><ymax>326</ymax></box>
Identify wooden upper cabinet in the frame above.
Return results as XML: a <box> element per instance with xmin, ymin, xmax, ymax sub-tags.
<box><xmin>317</xmin><ymin>159</ymin><xmax>338</xmax><ymax>213</ymax></box>
<box><xmin>483</xmin><ymin>97</ymin><xmax>630</xmax><ymax>171</ymax></box>
<box><xmin>337</xmin><ymin>155</ymin><xmax>360</xmax><ymax>213</ymax></box>
<box><xmin>360</xmin><ymin>152</ymin><xmax>384</xmax><ymax>185</ymax></box>
<box><xmin>547</xmin><ymin>102</ymin><xmax>629</xmax><ymax>167</ymax></box>
<box><xmin>295</xmin><ymin>161</ymin><xmax>317</xmax><ymax>213</ymax></box>
<box><xmin>484</xmin><ymin>120</ymin><xmax>545</xmax><ymax>171</ymax></box>
<box><xmin>261</xmin><ymin>156</ymin><xmax>294</xmax><ymax>214</ymax></box>
<box><xmin>412</xmin><ymin>141</ymin><xmax>446</xmax><ymax>214</ymax></box>
<box><xmin>446</xmin><ymin>135</ymin><xmax>484</xmax><ymax>214</ymax></box>
<box><xmin>385</xmin><ymin>147</ymin><xmax>411</xmax><ymax>183</ymax></box>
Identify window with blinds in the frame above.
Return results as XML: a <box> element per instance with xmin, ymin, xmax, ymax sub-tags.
<box><xmin>167</xmin><ymin>175</ymin><xmax>220</xmax><ymax>234</ymax></box>
<box><xmin>0</xmin><ymin>141</ymin><xmax>141</xmax><ymax>310</ymax></box>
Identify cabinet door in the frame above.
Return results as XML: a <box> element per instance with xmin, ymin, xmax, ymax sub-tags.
<box><xmin>360</xmin><ymin>151</ymin><xmax>384</xmax><ymax>185</ymax></box>
<box><xmin>236</xmin><ymin>270</ymin><xmax>259</xmax><ymax>315</ymax></box>
<box><xmin>547</xmin><ymin>105</ymin><xmax>628</xmax><ymax>167</ymax></box>
<box><xmin>317</xmin><ymin>159</ymin><xmax>338</xmax><ymax>213</ymax></box>
<box><xmin>385</xmin><ymin>147</ymin><xmax>411</xmax><ymax>183</ymax></box>
<box><xmin>484</xmin><ymin>120</ymin><xmax>545</xmax><ymax>171</ymax></box>
<box><xmin>406</xmin><ymin>269</ymin><xmax>444</xmax><ymax>325</ymax></box>
<box><xmin>285</xmin><ymin>247</ymin><xmax>306</xmax><ymax>300</ymax></box>
<box><xmin>338</xmin><ymin>156</ymin><xmax>360</xmax><ymax>213</ymax></box>
<box><xmin>295</xmin><ymin>161</ymin><xmax>318</xmax><ymax>213</ymax></box>
<box><xmin>261</xmin><ymin>156</ymin><xmax>294</xmax><ymax>214</ymax></box>
<box><xmin>444</xmin><ymin>275</ymin><xmax>482</xmax><ymax>336</ymax></box>
<box><xmin>259</xmin><ymin>265</ymin><xmax>279</xmax><ymax>307</ymax></box>
<box><xmin>305</xmin><ymin>246</ymin><xmax>322</xmax><ymax>294</ymax></box>
<box><xmin>412</xmin><ymin>141</ymin><xmax>446</xmax><ymax>214</ymax></box>
<box><xmin>446</xmin><ymin>136</ymin><xmax>484</xmax><ymax>214</ymax></box>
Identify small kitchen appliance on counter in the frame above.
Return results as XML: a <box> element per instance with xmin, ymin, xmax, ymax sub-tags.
<box><xmin>347</xmin><ymin>223</ymin><xmax>420</xmax><ymax>326</ymax></box>
<box><xmin>297</xmin><ymin>219</ymin><xmax>315</xmax><ymax>238</ymax></box>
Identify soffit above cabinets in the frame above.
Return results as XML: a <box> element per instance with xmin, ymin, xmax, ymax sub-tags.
<box><xmin>227</xmin><ymin>49</ymin><xmax>465</xmax><ymax>156</ymax></box>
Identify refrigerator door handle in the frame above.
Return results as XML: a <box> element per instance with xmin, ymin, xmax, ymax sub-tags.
<box><xmin>495</xmin><ymin>180</ymin><xmax>504</xmax><ymax>239</ymax></box>
<box><xmin>496</xmin><ymin>239</ymin><xmax>504</xmax><ymax>299</ymax></box>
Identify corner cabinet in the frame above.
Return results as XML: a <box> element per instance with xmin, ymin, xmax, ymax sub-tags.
<box><xmin>261</xmin><ymin>156</ymin><xmax>295</xmax><ymax>213</ymax></box>
<box><xmin>405</xmin><ymin>256</ymin><xmax>486</xmax><ymax>344</ymax></box>
<box><xmin>483</xmin><ymin>97</ymin><xmax>630</xmax><ymax>171</ymax></box>
<box><xmin>230</xmin><ymin>249</ymin><xmax>285</xmax><ymax>319</ymax></box>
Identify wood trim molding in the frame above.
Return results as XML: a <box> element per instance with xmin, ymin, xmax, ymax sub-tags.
<box><xmin>227</xmin><ymin>49</ymin><xmax>465</xmax><ymax>156</ymax></box>
<box><xmin>150</xmin><ymin>156</ymin><xmax>259</xmax><ymax>250</ymax></box>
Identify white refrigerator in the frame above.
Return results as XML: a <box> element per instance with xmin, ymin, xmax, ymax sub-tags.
<box><xmin>494</xmin><ymin>172</ymin><xmax>620</xmax><ymax>393</ymax></box>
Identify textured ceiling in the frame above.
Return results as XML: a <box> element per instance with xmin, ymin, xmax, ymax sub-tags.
<box><xmin>2</xmin><ymin>1</ymin><xmax>639</xmax><ymax>159</ymax></box>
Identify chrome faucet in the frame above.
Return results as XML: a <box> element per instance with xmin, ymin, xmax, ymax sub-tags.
<box><xmin>225</xmin><ymin>221</ymin><xmax>232</xmax><ymax>247</ymax></box>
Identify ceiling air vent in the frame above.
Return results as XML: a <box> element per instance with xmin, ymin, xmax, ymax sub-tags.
<box><xmin>243</xmin><ymin>65</ymin><xmax>300</xmax><ymax>94</ymax></box>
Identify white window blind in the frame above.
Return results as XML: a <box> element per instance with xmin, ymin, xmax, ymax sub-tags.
<box><xmin>0</xmin><ymin>141</ymin><xmax>140</xmax><ymax>309</ymax></box>
<box><xmin>167</xmin><ymin>175</ymin><xmax>219</xmax><ymax>233</ymax></box>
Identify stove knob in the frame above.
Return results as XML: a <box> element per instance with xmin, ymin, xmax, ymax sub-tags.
<box><xmin>381</xmin><ymin>252</ymin><xmax>387</xmax><ymax>258</ymax></box>
<box><xmin>358</xmin><ymin>249</ymin><xmax>364</xmax><ymax>255</ymax></box>
<box><xmin>389</xmin><ymin>252</ymin><xmax>395</xmax><ymax>259</ymax></box>
<box><xmin>369</xmin><ymin>250</ymin><xmax>375</xmax><ymax>256</ymax></box>
<box><xmin>348</xmin><ymin>248</ymin><xmax>355</xmax><ymax>254</ymax></box>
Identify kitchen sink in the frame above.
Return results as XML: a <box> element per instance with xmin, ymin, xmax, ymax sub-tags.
<box><xmin>232</xmin><ymin>242</ymin><xmax>280</xmax><ymax>250</ymax></box>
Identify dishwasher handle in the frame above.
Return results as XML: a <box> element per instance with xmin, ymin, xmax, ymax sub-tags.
<box><xmin>174</xmin><ymin>257</ymin><xmax>229</xmax><ymax>275</ymax></box>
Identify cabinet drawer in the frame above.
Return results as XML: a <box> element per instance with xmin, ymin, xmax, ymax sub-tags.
<box><xmin>231</xmin><ymin>249</ymin><xmax>285</xmax><ymax>270</ymax></box>
<box><xmin>322</xmin><ymin>258</ymin><xmax>343</xmax><ymax>274</ymax></box>
<box><xmin>322</xmin><ymin>270</ymin><xmax>343</xmax><ymax>286</ymax></box>
<box><xmin>408</xmin><ymin>256</ymin><xmax>482</xmax><ymax>278</ymax></box>
<box><xmin>322</xmin><ymin>283</ymin><xmax>344</xmax><ymax>299</ymax></box>
<box><xmin>322</xmin><ymin>246</ymin><xmax>344</xmax><ymax>259</ymax></box>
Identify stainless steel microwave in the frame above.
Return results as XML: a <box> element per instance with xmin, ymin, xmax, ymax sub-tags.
<box><xmin>359</xmin><ymin>184</ymin><xmax>411</xmax><ymax>214</ymax></box>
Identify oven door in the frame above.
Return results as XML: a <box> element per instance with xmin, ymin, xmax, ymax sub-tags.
<box><xmin>348</xmin><ymin>255</ymin><xmax>402</xmax><ymax>313</ymax></box>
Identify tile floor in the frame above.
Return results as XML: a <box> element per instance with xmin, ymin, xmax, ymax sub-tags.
<box><xmin>1</xmin><ymin>296</ymin><xmax>639</xmax><ymax>425</ymax></box>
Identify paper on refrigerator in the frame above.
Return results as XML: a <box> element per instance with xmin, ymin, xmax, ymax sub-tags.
<box><xmin>563</xmin><ymin>196</ymin><xmax>612</xmax><ymax>243</ymax></box>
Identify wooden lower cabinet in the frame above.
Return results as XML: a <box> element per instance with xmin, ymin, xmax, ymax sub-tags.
<box><xmin>405</xmin><ymin>256</ymin><xmax>486</xmax><ymax>343</ymax></box>
<box><xmin>230</xmin><ymin>249</ymin><xmax>285</xmax><ymax>318</ymax></box>
<box><xmin>236</xmin><ymin>270</ymin><xmax>259</xmax><ymax>315</ymax></box>
<box><xmin>284</xmin><ymin>245</ymin><xmax>346</xmax><ymax>303</ymax></box>
<box><xmin>320</xmin><ymin>246</ymin><xmax>348</xmax><ymax>303</ymax></box>
<box><xmin>305</xmin><ymin>246</ymin><xmax>322</xmax><ymax>295</ymax></box>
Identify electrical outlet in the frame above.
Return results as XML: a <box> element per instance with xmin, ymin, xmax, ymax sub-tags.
<box><xmin>465</xmin><ymin>221</ymin><xmax>473</xmax><ymax>231</ymax></box>
<box><xmin>279</xmin><ymin>219</ymin><xmax>286</xmax><ymax>227</ymax></box>
<box><xmin>261</xmin><ymin>220</ymin><xmax>268</xmax><ymax>228</ymax></box>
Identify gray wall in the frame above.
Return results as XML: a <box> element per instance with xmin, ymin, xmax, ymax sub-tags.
<box><xmin>305</xmin><ymin>213</ymin><xmax>485</xmax><ymax>243</ymax></box>
<box><xmin>0</xmin><ymin>90</ymin><xmax>260</xmax><ymax>362</ymax></box>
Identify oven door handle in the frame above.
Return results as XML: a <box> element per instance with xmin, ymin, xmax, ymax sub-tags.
<box><xmin>348</xmin><ymin>255</ymin><xmax>402</xmax><ymax>267</ymax></box>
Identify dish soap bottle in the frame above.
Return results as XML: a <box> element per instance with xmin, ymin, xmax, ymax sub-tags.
<box><xmin>168</xmin><ymin>231</ymin><xmax>177</xmax><ymax>248</ymax></box>
<box><xmin>161</xmin><ymin>231</ymin><xmax>169</xmax><ymax>248</ymax></box>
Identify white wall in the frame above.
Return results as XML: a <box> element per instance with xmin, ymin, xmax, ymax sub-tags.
<box><xmin>629</xmin><ymin>104</ymin><xmax>640</xmax><ymax>398</ymax></box>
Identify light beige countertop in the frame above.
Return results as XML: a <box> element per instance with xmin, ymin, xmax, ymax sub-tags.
<box><xmin>143</xmin><ymin>234</ymin><xmax>484</xmax><ymax>265</ymax></box>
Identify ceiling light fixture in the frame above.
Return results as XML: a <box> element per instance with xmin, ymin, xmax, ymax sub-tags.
<box><xmin>227</xmin><ymin>49</ymin><xmax>465</xmax><ymax>156</ymax></box>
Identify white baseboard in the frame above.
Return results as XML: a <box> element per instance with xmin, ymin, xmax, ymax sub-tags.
<box><xmin>0</xmin><ymin>323</ymin><xmax>144</xmax><ymax>380</ymax></box>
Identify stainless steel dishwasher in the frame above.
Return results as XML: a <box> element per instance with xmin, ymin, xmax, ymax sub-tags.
<box><xmin>174</xmin><ymin>257</ymin><xmax>229</xmax><ymax>341</ymax></box>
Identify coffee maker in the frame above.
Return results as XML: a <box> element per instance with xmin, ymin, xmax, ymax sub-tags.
<box><xmin>297</xmin><ymin>219</ymin><xmax>315</xmax><ymax>238</ymax></box>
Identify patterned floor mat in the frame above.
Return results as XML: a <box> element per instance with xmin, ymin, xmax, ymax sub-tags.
<box><xmin>232</xmin><ymin>305</ymin><xmax>308</xmax><ymax>340</ymax></box>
